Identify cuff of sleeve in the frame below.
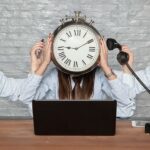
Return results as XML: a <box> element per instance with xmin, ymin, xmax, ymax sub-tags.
<box><xmin>27</xmin><ymin>73</ymin><xmax>42</xmax><ymax>85</ymax></box>
<box><xmin>108</xmin><ymin>78</ymin><xmax>123</xmax><ymax>89</ymax></box>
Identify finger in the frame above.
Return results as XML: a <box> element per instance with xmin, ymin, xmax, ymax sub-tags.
<box><xmin>31</xmin><ymin>46</ymin><xmax>44</xmax><ymax>56</ymax></box>
<box><xmin>34</xmin><ymin>42</ymin><xmax>45</xmax><ymax>46</ymax></box>
<box><xmin>122</xmin><ymin>49</ymin><xmax>133</xmax><ymax>55</ymax></box>
<box><xmin>122</xmin><ymin>46</ymin><xmax>132</xmax><ymax>52</ymax></box>
<box><xmin>99</xmin><ymin>39</ymin><xmax>103</xmax><ymax>53</ymax></box>
<box><xmin>45</xmin><ymin>34</ymin><xmax>53</xmax><ymax>51</ymax></box>
<box><xmin>48</xmin><ymin>34</ymin><xmax>53</xmax><ymax>44</ymax></box>
<box><xmin>103</xmin><ymin>38</ymin><xmax>108</xmax><ymax>54</ymax></box>
<box><xmin>31</xmin><ymin>44</ymin><xmax>44</xmax><ymax>52</ymax></box>
<box><xmin>32</xmin><ymin>45</ymin><xmax>44</xmax><ymax>50</ymax></box>
<box><xmin>45</xmin><ymin>34</ymin><xmax>53</xmax><ymax>46</ymax></box>
<box><xmin>32</xmin><ymin>45</ymin><xmax>44</xmax><ymax>51</ymax></box>
<box><xmin>35</xmin><ymin>49</ymin><xmax>42</xmax><ymax>59</ymax></box>
<box><xmin>122</xmin><ymin>45</ymin><xmax>128</xmax><ymax>50</ymax></box>
<box><xmin>101</xmin><ymin>38</ymin><xmax>107</xmax><ymax>55</ymax></box>
<box><xmin>49</xmin><ymin>33</ymin><xmax>52</xmax><ymax>38</ymax></box>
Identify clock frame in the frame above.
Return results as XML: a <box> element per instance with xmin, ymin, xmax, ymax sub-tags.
<box><xmin>52</xmin><ymin>12</ymin><xmax>102</xmax><ymax>76</ymax></box>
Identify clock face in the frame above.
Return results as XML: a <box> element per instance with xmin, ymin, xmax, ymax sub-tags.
<box><xmin>53</xmin><ymin>24</ymin><xmax>100</xmax><ymax>74</ymax></box>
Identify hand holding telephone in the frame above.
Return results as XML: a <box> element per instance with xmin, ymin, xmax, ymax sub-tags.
<box><xmin>106</xmin><ymin>38</ymin><xmax>150</xmax><ymax>94</ymax></box>
<box><xmin>106</xmin><ymin>38</ymin><xmax>129</xmax><ymax>65</ymax></box>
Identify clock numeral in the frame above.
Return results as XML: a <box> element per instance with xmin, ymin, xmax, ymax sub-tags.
<box><xmin>87</xmin><ymin>54</ymin><xmax>93</xmax><ymax>59</ymax></box>
<box><xmin>83</xmin><ymin>31</ymin><xmax>88</xmax><ymax>38</ymax></box>
<box><xmin>73</xmin><ymin>61</ymin><xmax>78</xmax><ymax>68</ymax></box>
<box><xmin>66</xmin><ymin>31</ymin><xmax>72</xmax><ymax>38</ymax></box>
<box><xmin>64</xmin><ymin>58</ymin><xmax>71</xmax><ymax>66</ymax></box>
<box><xmin>87</xmin><ymin>39</ymin><xmax>94</xmax><ymax>44</ymax></box>
<box><xmin>59</xmin><ymin>52</ymin><xmax>66</xmax><ymax>60</ymax></box>
<box><xmin>60</xmin><ymin>38</ymin><xmax>66</xmax><ymax>42</ymax></box>
<box><xmin>58</xmin><ymin>46</ymin><xmax>64</xmax><ymax>50</ymax></box>
<box><xmin>74</xmin><ymin>30</ymin><xmax>81</xmax><ymax>36</ymax></box>
<box><xmin>82</xmin><ymin>60</ymin><xmax>86</xmax><ymax>65</ymax></box>
<box><xmin>89</xmin><ymin>47</ymin><xmax>95</xmax><ymax>52</ymax></box>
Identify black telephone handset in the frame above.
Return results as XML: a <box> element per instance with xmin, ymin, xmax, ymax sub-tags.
<box><xmin>106</xmin><ymin>38</ymin><xmax>150</xmax><ymax>94</ymax></box>
<box><xmin>106</xmin><ymin>38</ymin><xmax>129</xmax><ymax>65</ymax></box>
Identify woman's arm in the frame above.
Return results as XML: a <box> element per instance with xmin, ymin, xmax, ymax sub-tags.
<box><xmin>18</xmin><ymin>34</ymin><xmax>53</xmax><ymax>104</ymax></box>
<box><xmin>0</xmin><ymin>33</ymin><xmax>51</xmax><ymax>102</ymax></box>
<box><xmin>98</xmin><ymin>38</ymin><xmax>135</xmax><ymax>118</ymax></box>
<box><xmin>0</xmin><ymin>71</ymin><xmax>25</xmax><ymax>101</ymax></box>
<box><xmin>101</xmin><ymin>76</ymin><xmax>136</xmax><ymax>118</ymax></box>
<box><xmin>98</xmin><ymin>37</ymin><xmax>117</xmax><ymax>80</ymax></box>
<box><xmin>119</xmin><ymin>46</ymin><xmax>150</xmax><ymax>96</ymax></box>
<box><xmin>132</xmin><ymin>66</ymin><xmax>150</xmax><ymax>95</ymax></box>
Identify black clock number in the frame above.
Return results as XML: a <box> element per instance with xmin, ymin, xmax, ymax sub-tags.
<box><xmin>60</xmin><ymin>38</ymin><xmax>66</xmax><ymax>42</ymax></box>
<box><xmin>87</xmin><ymin>54</ymin><xmax>93</xmax><ymax>59</ymax></box>
<box><xmin>64</xmin><ymin>58</ymin><xmax>71</xmax><ymax>66</ymax></box>
<box><xmin>74</xmin><ymin>30</ymin><xmax>81</xmax><ymax>36</ymax></box>
<box><xmin>58</xmin><ymin>46</ymin><xmax>64</xmax><ymax>50</ymax></box>
<box><xmin>83</xmin><ymin>31</ymin><xmax>88</xmax><ymax>38</ymax></box>
<box><xmin>87</xmin><ymin>39</ymin><xmax>94</xmax><ymax>44</ymax></box>
<box><xmin>89</xmin><ymin>47</ymin><xmax>95</xmax><ymax>52</ymax></box>
<box><xmin>73</xmin><ymin>61</ymin><xmax>78</xmax><ymax>68</ymax></box>
<box><xmin>66</xmin><ymin>31</ymin><xmax>72</xmax><ymax>38</ymax></box>
<box><xmin>82</xmin><ymin>60</ymin><xmax>86</xmax><ymax>65</ymax></box>
<box><xmin>59</xmin><ymin>52</ymin><xmax>66</xmax><ymax>60</ymax></box>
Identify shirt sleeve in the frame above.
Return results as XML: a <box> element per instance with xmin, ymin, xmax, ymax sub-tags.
<box><xmin>132</xmin><ymin>66</ymin><xmax>150</xmax><ymax>95</ymax></box>
<box><xmin>19</xmin><ymin>68</ymin><xmax>57</xmax><ymax>105</ymax></box>
<box><xmin>0</xmin><ymin>71</ymin><xmax>25</xmax><ymax>101</ymax></box>
<box><xmin>114</xmin><ymin>70</ymin><xmax>137</xmax><ymax>98</ymax></box>
<box><xmin>115</xmin><ymin>66</ymin><xmax>150</xmax><ymax>96</ymax></box>
<box><xmin>101</xmin><ymin>72</ymin><xmax>136</xmax><ymax>118</ymax></box>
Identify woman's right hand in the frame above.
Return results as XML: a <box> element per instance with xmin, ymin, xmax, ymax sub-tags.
<box><xmin>30</xmin><ymin>34</ymin><xmax>53</xmax><ymax>75</ymax></box>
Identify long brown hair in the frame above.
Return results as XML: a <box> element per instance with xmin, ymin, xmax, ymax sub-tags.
<box><xmin>58</xmin><ymin>68</ymin><xmax>97</xmax><ymax>100</ymax></box>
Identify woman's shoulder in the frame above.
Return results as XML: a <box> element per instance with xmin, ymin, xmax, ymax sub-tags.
<box><xmin>42</xmin><ymin>66</ymin><xmax>58</xmax><ymax>82</ymax></box>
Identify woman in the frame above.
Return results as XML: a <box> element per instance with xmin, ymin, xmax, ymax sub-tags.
<box><xmin>0</xmin><ymin>34</ymin><xmax>135</xmax><ymax>118</ymax></box>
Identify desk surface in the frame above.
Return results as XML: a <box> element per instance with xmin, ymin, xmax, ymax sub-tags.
<box><xmin>0</xmin><ymin>120</ymin><xmax>149</xmax><ymax>150</ymax></box>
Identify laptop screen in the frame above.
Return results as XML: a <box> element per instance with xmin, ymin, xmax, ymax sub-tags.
<box><xmin>32</xmin><ymin>100</ymin><xmax>117</xmax><ymax>135</ymax></box>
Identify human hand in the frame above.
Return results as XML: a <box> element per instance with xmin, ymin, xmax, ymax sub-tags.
<box><xmin>121</xmin><ymin>45</ymin><xmax>134</xmax><ymax>74</ymax></box>
<box><xmin>30</xmin><ymin>40</ymin><xmax>44</xmax><ymax>73</ymax></box>
<box><xmin>30</xmin><ymin>34</ymin><xmax>53</xmax><ymax>75</ymax></box>
<box><xmin>98</xmin><ymin>37</ymin><xmax>116</xmax><ymax>80</ymax></box>
<box><xmin>43</xmin><ymin>33</ymin><xmax>53</xmax><ymax>65</ymax></box>
<box><xmin>98</xmin><ymin>37</ymin><xmax>110</xmax><ymax>70</ymax></box>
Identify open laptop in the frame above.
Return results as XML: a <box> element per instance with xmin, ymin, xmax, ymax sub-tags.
<box><xmin>32</xmin><ymin>100</ymin><xmax>117</xmax><ymax>136</ymax></box>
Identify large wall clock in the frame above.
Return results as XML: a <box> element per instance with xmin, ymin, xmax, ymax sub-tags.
<box><xmin>52</xmin><ymin>11</ymin><xmax>101</xmax><ymax>75</ymax></box>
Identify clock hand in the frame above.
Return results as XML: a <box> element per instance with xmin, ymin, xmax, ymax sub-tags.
<box><xmin>63</xmin><ymin>46</ymin><xmax>76</xmax><ymax>50</ymax></box>
<box><xmin>64</xmin><ymin>46</ymin><xmax>71</xmax><ymax>49</ymax></box>
<box><xmin>75</xmin><ymin>39</ymin><xmax>94</xmax><ymax>50</ymax></box>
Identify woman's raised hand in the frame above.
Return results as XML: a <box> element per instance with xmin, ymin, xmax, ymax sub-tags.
<box><xmin>30</xmin><ymin>34</ymin><xmax>53</xmax><ymax>75</ymax></box>
<box><xmin>121</xmin><ymin>45</ymin><xmax>134</xmax><ymax>73</ymax></box>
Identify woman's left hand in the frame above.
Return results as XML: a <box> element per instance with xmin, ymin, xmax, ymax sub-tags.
<box><xmin>121</xmin><ymin>45</ymin><xmax>134</xmax><ymax>74</ymax></box>
<box><xmin>98</xmin><ymin>37</ymin><xmax>116</xmax><ymax>80</ymax></box>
